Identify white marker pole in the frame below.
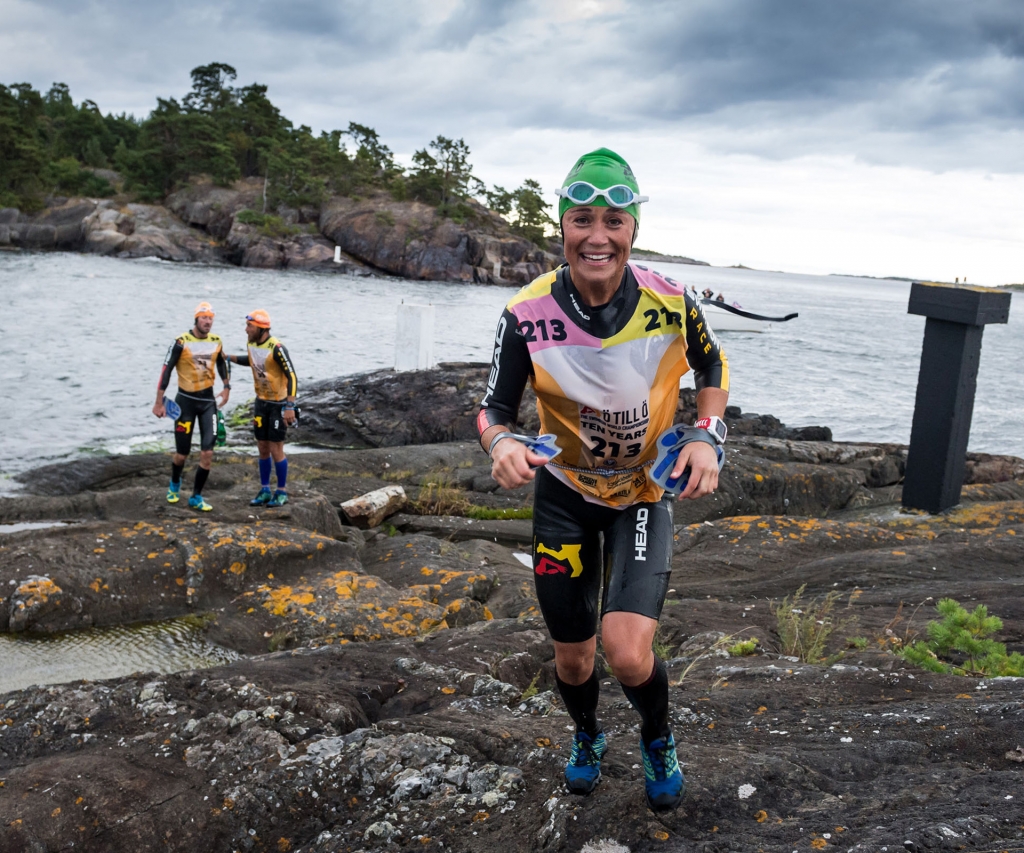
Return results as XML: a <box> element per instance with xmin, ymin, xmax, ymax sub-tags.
<box><xmin>333</xmin><ymin>246</ymin><xmax>342</xmax><ymax>263</ymax></box>
<box><xmin>395</xmin><ymin>303</ymin><xmax>435</xmax><ymax>371</ymax></box>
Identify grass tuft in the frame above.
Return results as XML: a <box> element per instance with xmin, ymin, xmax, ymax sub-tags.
<box><xmin>770</xmin><ymin>584</ymin><xmax>858</xmax><ymax>663</ymax></box>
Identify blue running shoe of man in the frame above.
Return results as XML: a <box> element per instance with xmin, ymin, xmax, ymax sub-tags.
<box><xmin>166</xmin><ymin>481</ymin><xmax>180</xmax><ymax>504</ymax></box>
<box><xmin>640</xmin><ymin>733</ymin><xmax>685</xmax><ymax>811</ymax></box>
<box><xmin>267</xmin><ymin>490</ymin><xmax>289</xmax><ymax>507</ymax></box>
<box><xmin>250</xmin><ymin>487</ymin><xmax>272</xmax><ymax>506</ymax></box>
<box><xmin>564</xmin><ymin>730</ymin><xmax>607</xmax><ymax>794</ymax></box>
<box><xmin>188</xmin><ymin>494</ymin><xmax>213</xmax><ymax>512</ymax></box>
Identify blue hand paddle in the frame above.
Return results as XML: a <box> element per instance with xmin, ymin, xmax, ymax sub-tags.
<box><xmin>649</xmin><ymin>424</ymin><xmax>725</xmax><ymax>495</ymax></box>
<box><xmin>506</xmin><ymin>432</ymin><xmax>562</xmax><ymax>465</ymax></box>
<box><xmin>163</xmin><ymin>396</ymin><xmax>181</xmax><ymax>420</ymax></box>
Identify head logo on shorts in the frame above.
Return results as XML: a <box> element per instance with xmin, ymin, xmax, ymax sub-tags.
<box><xmin>634</xmin><ymin>507</ymin><xmax>649</xmax><ymax>562</ymax></box>
<box><xmin>535</xmin><ymin>543</ymin><xmax>584</xmax><ymax>577</ymax></box>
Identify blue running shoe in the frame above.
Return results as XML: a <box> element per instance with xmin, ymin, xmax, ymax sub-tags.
<box><xmin>188</xmin><ymin>494</ymin><xmax>213</xmax><ymax>512</ymax></box>
<box><xmin>564</xmin><ymin>730</ymin><xmax>607</xmax><ymax>794</ymax></box>
<box><xmin>250</xmin><ymin>487</ymin><xmax>272</xmax><ymax>506</ymax></box>
<box><xmin>166</xmin><ymin>481</ymin><xmax>180</xmax><ymax>504</ymax></box>
<box><xmin>267</xmin><ymin>490</ymin><xmax>289</xmax><ymax>507</ymax></box>
<box><xmin>640</xmin><ymin>733</ymin><xmax>685</xmax><ymax>811</ymax></box>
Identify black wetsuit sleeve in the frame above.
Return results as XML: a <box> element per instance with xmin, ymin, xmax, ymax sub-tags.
<box><xmin>234</xmin><ymin>354</ymin><xmax>250</xmax><ymax>367</ymax></box>
<box><xmin>274</xmin><ymin>344</ymin><xmax>298</xmax><ymax>397</ymax></box>
<box><xmin>158</xmin><ymin>340</ymin><xmax>183</xmax><ymax>392</ymax></box>
<box><xmin>683</xmin><ymin>292</ymin><xmax>728</xmax><ymax>391</ymax></box>
<box><xmin>478</xmin><ymin>308</ymin><xmax>534</xmax><ymax>433</ymax></box>
<box><xmin>216</xmin><ymin>350</ymin><xmax>230</xmax><ymax>384</ymax></box>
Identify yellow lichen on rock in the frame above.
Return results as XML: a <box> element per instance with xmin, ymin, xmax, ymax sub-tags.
<box><xmin>14</xmin><ymin>577</ymin><xmax>62</xmax><ymax>610</ymax></box>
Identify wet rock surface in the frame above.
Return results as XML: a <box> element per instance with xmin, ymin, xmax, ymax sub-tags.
<box><xmin>3</xmin><ymin>370</ymin><xmax>1024</xmax><ymax>851</ymax></box>
<box><xmin>3</xmin><ymin>500</ymin><xmax>1024</xmax><ymax>853</ymax></box>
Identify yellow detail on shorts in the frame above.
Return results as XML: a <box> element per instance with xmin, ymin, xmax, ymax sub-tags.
<box><xmin>536</xmin><ymin>542</ymin><xmax>584</xmax><ymax>577</ymax></box>
<box><xmin>177</xmin><ymin>420</ymin><xmax>192</xmax><ymax>434</ymax></box>
<box><xmin>254</xmin><ymin>416</ymin><xmax>263</xmax><ymax>428</ymax></box>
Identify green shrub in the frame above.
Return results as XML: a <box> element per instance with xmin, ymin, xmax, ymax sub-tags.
<box><xmin>235</xmin><ymin>209</ymin><xmax>265</xmax><ymax>225</ymax></box>
<box><xmin>727</xmin><ymin>638</ymin><xmax>759</xmax><ymax>657</ymax></box>
<box><xmin>901</xmin><ymin>598</ymin><xmax>1024</xmax><ymax>677</ymax></box>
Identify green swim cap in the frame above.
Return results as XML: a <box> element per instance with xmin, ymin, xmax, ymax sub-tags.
<box><xmin>558</xmin><ymin>147</ymin><xmax>642</xmax><ymax>223</ymax></box>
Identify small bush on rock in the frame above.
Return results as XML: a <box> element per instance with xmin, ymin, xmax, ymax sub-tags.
<box><xmin>901</xmin><ymin>598</ymin><xmax>1024</xmax><ymax>677</ymax></box>
<box><xmin>728</xmin><ymin>638</ymin><xmax>759</xmax><ymax>657</ymax></box>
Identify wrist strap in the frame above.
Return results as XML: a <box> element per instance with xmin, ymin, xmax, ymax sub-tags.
<box><xmin>487</xmin><ymin>431</ymin><xmax>515</xmax><ymax>458</ymax></box>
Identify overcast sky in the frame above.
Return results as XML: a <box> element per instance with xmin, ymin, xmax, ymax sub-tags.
<box><xmin>4</xmin><ymin>0</ymin><xmax>1023</xmax><ymax>284</ymax></box>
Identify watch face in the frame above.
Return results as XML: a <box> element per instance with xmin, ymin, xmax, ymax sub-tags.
<box><xmin>712</xmin><ymin>420</ymin><xmax>728</xmax><ymax>441</ymax></box>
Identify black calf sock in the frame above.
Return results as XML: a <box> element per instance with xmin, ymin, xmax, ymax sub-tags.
<box><xmin>171</xmin><ymin>462</ymin><xmax>184</xmax><ymax>486</ymax></box>
<box><xmin>555</xmin><ymin>667</ymin><xmax>601</xmax><ymax>737</ymax></box>
<box><xmin>193</xmin><ymin>466</ymin><xmax>210</xmax><ymax>496</ymax></box>
<box><xmin>620</xmin><ymin>657</ymin><xmax>670</xmax><ymax>745</ymax></box>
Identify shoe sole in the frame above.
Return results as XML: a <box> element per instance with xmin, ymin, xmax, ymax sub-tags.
<box><xmin>167</xmin><ymin>496</ymin><xmax>179</xmax><ymax>504</ymax></box>
<box><xmin>645</xmin><ymin>784</ymin><xmax>685</xmax><ymax>812</ymax></box>
<box><xmin>565</xmin><ymin>773</ymin><xmax>600</xmax><ymax>795</ymax></box>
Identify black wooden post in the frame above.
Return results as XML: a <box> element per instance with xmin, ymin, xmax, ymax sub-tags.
<box><xmin>902</xmin><ymin>282</ymin><xmax>1012</xmax><ymax>513</ymax></box>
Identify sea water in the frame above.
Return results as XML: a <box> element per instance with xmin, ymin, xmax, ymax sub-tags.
<box><xmin>0</xmin><ymin>251</ymin><xmax>1020</xmax><ymax>491</ymax></box>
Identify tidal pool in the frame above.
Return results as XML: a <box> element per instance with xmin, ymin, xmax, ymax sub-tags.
<box><xmin>0</xmin><ymin>618</ymin><xmax>242</xmax><ymax>694</ymax></box>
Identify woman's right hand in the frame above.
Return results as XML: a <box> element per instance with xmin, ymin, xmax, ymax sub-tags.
<box><xmin>152</xmin><ymin>401</ymin><xmax>165</xmax><ymax>419</ymax></box>
<box><xmin>490</xmin><ymin>438</ymin><xmax>548</xmax><ymax>489</ymax></box>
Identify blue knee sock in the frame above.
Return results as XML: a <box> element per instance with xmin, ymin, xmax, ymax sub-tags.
<box><xmin>258</xmin><ymin>457</ymin><xmax>272</xmax><ymax>488</ymax></box>
<box><xmin>275</xmin><ymin>458</ymin><xmax>288</xmax><ymax>491</ymax></box>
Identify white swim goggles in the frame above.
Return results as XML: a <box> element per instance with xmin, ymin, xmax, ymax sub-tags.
<box><xmin>554</xmin><ymin>181</ymin><xmax>649</xmax><ymax>208</ymax></box>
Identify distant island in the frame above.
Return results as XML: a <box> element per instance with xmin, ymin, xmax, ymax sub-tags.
<box><xmin>630</xmin><ymin>248</ymin><xmax>709</xmax><ymax>266</ymax></box>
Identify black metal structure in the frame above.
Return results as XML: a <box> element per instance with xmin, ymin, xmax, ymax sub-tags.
<box><xmin>902</xmin><ymin>282</ymin><xmax>1012</xmax><ymax>513</ymax></box>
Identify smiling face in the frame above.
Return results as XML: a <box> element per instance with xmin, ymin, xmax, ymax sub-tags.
<box><xmin>561</xmin><ymin>205</ymin><xmax>635</xmax><ymax>303</ymax></box>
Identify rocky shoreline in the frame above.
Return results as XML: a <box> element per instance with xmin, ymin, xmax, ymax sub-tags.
<box><xmin>2</xmin><ymin>364</ymin><xmax>1024</xmax><ymax>852</ymax></box>
<box><xmin>0</xmin><ymin>177</ymin><xmax>563</xmax><ymax>285</ymax></box>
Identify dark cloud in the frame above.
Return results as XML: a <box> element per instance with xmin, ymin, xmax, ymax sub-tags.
<box><xmin>3</xmin><ymin>0</ymin><xmax>1022</xmax><ymax>171</ymax></box>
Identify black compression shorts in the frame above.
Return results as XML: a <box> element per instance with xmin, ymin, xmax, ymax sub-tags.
<box><xmin>253</xmin><ymin>398</ymin><xmax>288</xmax><ymax>442</ymax></box>
<box><xmin>531</xmin><ymin>466</ymin><xmax>675</xmax><ymax>644</ymax></box>
<box><xmin>174</xmin><ymin>393</ymin><xmax>216</xmax><ymax>455</ymax></box>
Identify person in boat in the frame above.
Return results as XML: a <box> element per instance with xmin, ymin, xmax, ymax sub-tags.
<box><xmin>715</xmin><ymin>293</ymin><xmax>725</xmax><ymax>302</ymax></box>
<box><xmin>702</xmin><ymin>287</ymin><xmax>714</xmax><ymax>299</ymax></box>
<box><xmin>152</xmin><ymin>302</ymin><xmax>231</xmax><ymax>512</ymax></box>
<box><xmin>224</xmin><ymin>309</ymin><xmax>298</xmax><ymax>507</ymax></box>
<box><xmin>478</xmin><ymin>148</ymin><xmax>729</xmax><ymax>811</ymax></box>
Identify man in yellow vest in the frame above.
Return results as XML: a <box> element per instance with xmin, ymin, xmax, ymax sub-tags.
<box><xmin>152</xmin><ymin>302</ymin><xmax>231</xmax><ymax>511</ymax></box>
<box><xmin>226</xmin><ymin>309</ymin><xmax>298</xmax><ymax>507</ymax></box>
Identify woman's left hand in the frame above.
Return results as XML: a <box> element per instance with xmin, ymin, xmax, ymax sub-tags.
<box><xmin>672</xmin><ymin>441</ymin><xmax>720</xmax><ymax>500</ymax></box>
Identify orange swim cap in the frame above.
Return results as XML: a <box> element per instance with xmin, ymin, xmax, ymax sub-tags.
<box><xmin>194</xmin><ymin>301</ymin><xmax>215</xmax><ymax>318</ymax></box>
<box><xmin>246</xmin><ymin>308</ymin><xmax>271</xmax><ymax>328</ymax></box>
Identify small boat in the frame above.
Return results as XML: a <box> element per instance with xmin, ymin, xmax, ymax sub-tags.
<box><xmin>701</xmin><ymin>299</ymin><xmax>798</xmax><ymax>333</ymax></box>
